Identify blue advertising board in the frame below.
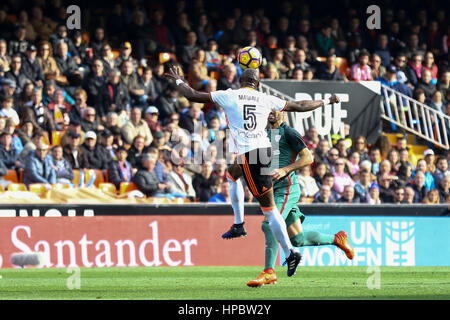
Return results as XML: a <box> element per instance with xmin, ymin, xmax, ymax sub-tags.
<box><xmin>279</xmin><ymin>216</ymin><xmax>450</xmax><ymax>267</ymax></box>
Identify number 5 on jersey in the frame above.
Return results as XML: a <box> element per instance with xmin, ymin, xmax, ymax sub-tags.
<box><xmin>243</xmin><ymin>105</ymin><xmax>257</xmax><ymax>131</ymax></box>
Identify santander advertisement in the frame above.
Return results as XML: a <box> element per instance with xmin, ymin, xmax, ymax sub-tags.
<box><xmin>0</xmin><ymin>216</ymin><xmax>266</xmax><ymax>269</ymax></box>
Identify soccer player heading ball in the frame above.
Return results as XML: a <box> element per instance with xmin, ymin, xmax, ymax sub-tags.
<box><xmin>164</xmin><ymin>65</ymin><xmax>340</xmax><ymax>278</ymax></box>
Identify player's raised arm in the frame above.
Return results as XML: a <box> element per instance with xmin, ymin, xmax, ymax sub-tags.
<box><xmin>284</xmin><ymin>94</ymin><xmax>340</xmax><ymax>112</ymax></box>
<box><xmin>164</xmin><ymin>66</ymin><xmax>212</xmax><ymax>103</ymax></box>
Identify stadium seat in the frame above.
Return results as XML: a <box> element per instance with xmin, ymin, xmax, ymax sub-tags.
<box><xmin>7</xmin><ymin>183</ymin><xmax>27</xmax><ymax>192</ymax></box>
<box><xmin>103</xmin><ymin>170</ymin><xmax>109</xmax><ymax>182</ymax></box>
<box><xmin>52</xmin><ymin>131</ymin><xmax>64</xmax><ymax>146</ymax></box>
<box><xmin>0</xmin><ymin>184</ymin><xmax>4</xmax><ymax>192</ymax></box>
<box><xmin>335</xmin><ymin>57</ymin><xmax>350</xmax><ymax>77</ymax></box>
<box><xmin>119</xmin><ymin>182</ymin><xmax>139</xmax><ymax>194</ymax></box>
<box><xmin>4</xmin><ymin>169</ymin><xmax>18</xmax><ymax>183</ymax></box>
<box><xmin>99</xmin><ymin>182</ymin><xmax>117</xmax><ymax>194</ymax></box>
<box><xmin>210</xmin><ymin>71</ymin><xmax>220</xmax><ymax>80</ymax></box>
<box><xmin>111</xmin><ymin>50</ymin><xmax>120</xmax><ymax>59</ymax></box>
<box><xmin>316</xmin><ymin>56</ymin><xmax>326</xmax><ymax>63</ymax></box>
<box><xmin>29</xmin><ymin>183</ymin><xmax>48</xmax><ymax>196</ymax></box>
<box><xmin>85</xmin><ymin>169</ymin><xmax>105</xmax><ymax>187</ymax></box>
<box><xmin>72</xmin><ymin>170</ymin><xmax>81</xmax><ymax>186</ymax></box>
<box><xmin>18</xmin><ymin>168</ymin><xmax>24</xmax><ymax>183</ymax></box>
<box><xmin>159</xmin><ymin>52</ymin><xmax>177</xmax><ymax>64</ymax></box>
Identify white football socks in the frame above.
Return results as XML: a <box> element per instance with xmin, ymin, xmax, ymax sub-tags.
<box><xmin>227</xmin><ymin>176</ymin><xmax>245</xmax><ymax>224</ymax></box>
<box><xmin>262</xmin><ymin>206</ymin><xmax>293</xmax><ymax>257</ymax></box>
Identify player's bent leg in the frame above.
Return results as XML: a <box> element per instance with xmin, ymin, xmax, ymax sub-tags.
<box><xmin>285</xmin><ymin>208</ymin><xmax>354</xmax><ymax>260</ymax></box>
<box><xmin>222</xmin><ymin>164</ymin><xmax>247</xmax><ymax>240</ymax></box>
<box><xmin>246</xmin><ymin>219</ymin><xmax>278</xmax><ymax>287</ymax></box>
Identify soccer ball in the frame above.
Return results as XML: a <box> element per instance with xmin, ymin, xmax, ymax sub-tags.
<box><xmin>238</xmin><ymin>46</ymin><xmax>262</xmax><ymax>70</ymax></box>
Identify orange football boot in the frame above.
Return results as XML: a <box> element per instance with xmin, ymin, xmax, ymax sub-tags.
<box><xmin>334</xmin><ymin>231</ymin><xmax>354</xmax><ymax>260</ymax></box>
<box><xmin>247</xmin><ymin>268</ymin><xmax>278</xmax><ymax>287</ymax></box>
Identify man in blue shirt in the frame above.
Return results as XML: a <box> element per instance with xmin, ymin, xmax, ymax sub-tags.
<box><xmin>208</xmin><ymin>180</ymin><xmax>230</xmax><ymax>203</ymax></box>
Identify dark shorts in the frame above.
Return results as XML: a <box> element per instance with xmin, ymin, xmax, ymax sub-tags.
<box><xmin>236</xmin><ymin>147</ymin><xmax>273</xmax><ymax>198</ymax></box>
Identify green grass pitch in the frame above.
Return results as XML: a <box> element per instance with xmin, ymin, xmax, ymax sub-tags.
<box><xmin>0</xmin><ymin>266</ymin><xmax>449</xmax><ymax>300</ymax></box>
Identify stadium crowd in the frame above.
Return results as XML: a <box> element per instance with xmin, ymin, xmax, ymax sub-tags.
<box><xmin>0</xmin><ymin>0</ymin><xmax>449</xmax><ymax>203</ymax></box>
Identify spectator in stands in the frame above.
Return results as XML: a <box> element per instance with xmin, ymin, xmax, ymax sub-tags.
<box><xmin>433</xmin><ymin>156</ymin><xmax>449</xmax><ymax>186</ymax></box>
<box><xmin>0</xmin><ymin>130</ymin><xmax>21</xmax><ymax>170</ymax></box>
<box><xmin>5</xmin><ymin>54</ymin><xmax>29</xmax><ymax>92</ymax></box>
<box><xmin>54</xmin><ymin>41</ymin><xmax>82</xmax><ymax>88</ymax></box>
<box><xmin>98</xmin><ymin>69</ymin><xmax>130</xmax><ymax>119</ymax></box>
<box><xmin>167</xmin><ymin>160</ymin><xmax>196</xmax><ymax>200</ymax></box>
<box><xmin>47</xmin><ymin>89</ymin><xmax>70</xmax><ymax>130</ymax></box>
<box><xmin>316</xmin><ymin>53</ymin><xmax>344</xmax><ymax>81</ymax></box>
<box><xmin>397</xmin><ymin>162</ymin><xmax>413</xmax><ymax>186</ymax></box>
<box><xmin>411</xmin><ymin>171</ymin><xmax>427</xmax><ymax>203</ymax></box>
<box><xmin>335</xmin><ymin>139</ymin><xmax>349</xmax><ymax>159</ymax></box>
<box><xmin>127</xmin><ymin>11</ymin><xmax>155</xmax><ymax>63</ymax></box>
<box><xmin>437</xmin><ymin>175</ymin><xmax>450</xmax><ymax>203</ymax></box>
<box><xmin>324</xmin><ymin>147</ymin><xmax>339</xmax><ymax>167</ymax></box>
<box><xmin>412</xmin><ymin>158</ymin><xmax>436</xmax><ymax>191</ymax></box>
<box><xmin>366</xmin><ymin>184</ymin><xmax>381</xmax><ymax>204</ymax></box>
<box><xmin>313</xmin><ymin>139</ymin><xmax>330</xmax><ymax>164</ymax></box>
<box><xmin>21</xmin><ymin>88</ymin><xmax>56</xmax><ymax>137</ymax></box>
<box><xmin>143</xmin><ymin>106</ymin><xmax>163</xmax><ymax>134</ymax></box>
<box><xmin>429</xmin><ymin>90</ymin><xmax>444</xmax><ymax>114</ymax></box>
<box><xmin>97</xmin><ymin>129</ymin><xmax>116</xmax><ymax>162</ymax></box>
<box><xmin>350</xmin><ymin>50</ymin><xmax>372</xmax><ymax>81</ymax></box>
<box><xmin>208</xmin><ymin>179</ymin><xmax>230</xmax><ymax>203</ymax></box>
<box><xmin>108</xmin><ymin>146</ymin><xmax>133</xmax><ymax>190</ymax></box>
<box><xmin>154</xmin><ymin>83</ymin><xmax>180</xmax><ymax>124</ymax></box>
<box><xmin>21</xmin><ymin>44</ymin><xmax>44</xmax><ymax>88</ymax></box>
<box><xmin>83</xmin><ymin>58</ymin><xmax>106</xmax><ymax>107</ymax></box>
<box><xmin>114</xmin><ymin>42</ymin><xmax>136</xmax><ymax>70</ymax></box>
<box><xmin>378</xmin><ymin>174</ymin><xmax>394</xmax><ymax>203</ymax></box>
<box><xmin>373</xmin><ymin>34</ymin><xmax>391</xmax><ymax>66</ymax></box>
<box><xmin>8</xmin><ymin>25</ymin><xmax>28</xmax><ymax>56</ymax></box>
<box><xmin>337</xmin><ymin>185</ymin><xmax>359</xmax><ymax>203</ymax></box>
<box><xmin>354</xmin><ymin>168</ymin><xmax>374</xmax><ymax>202</ymax></box>
<box><xmin>370</xmin><ymin>53</ymin><xmax>386</xmax><ymax>80</ymax></box>
<box><xmin>320</xmin><ymin>172</ymin><xmax>339</xmax><ymax>201</ymax></box>
<box><xmin>332</xmin><ymin>157</ymin><xmax>355</xmax><ymax>196</ymax></box>
<box><xmin>422</xmin><ymin>52</ymin><xmax>438</xmax><ymax>85</ymax></box>
<box><xmin>416</xmin><ymin>69</ymin><xmax>437</xmax><ymax>100</ymax></box>
<box><xmin>50</xmin><ymin>24</ymin><xmax>77</xmax><ymax>57</ymax></box>
<box><xmin>193</xmin><ymin>160</ymin><xmax>216</xmax><ymax>202</ymax></box>
<box><xmin>0</xmin><ymin>96</ymin><xmax>20</xmax><ymax>126</ymax></box>
<box><xmin>368</xmin><ymin>147</ymin><xmax>381</xmax><ymax>175</ymax></box>
<box><xmin>304</xmin><ymin>126</ymin><xmax>319</xmax><ymax>149</ymax></box>
<box><xmin>126</xmin><ymin>135</ymin><xmax>149</xmax><ymax>169</ymax></box>
<box><xmin>121</xmin><ymin>107</ymin><xmax>152</xmax><ymax>146</ymax></box>
<box><xmin>423</xmin><ymin>149</ymin><xmax>436</xmax><ymax>173</ymax></box>
<box><xmin>392</xmin><ymin>186</ymin><xmax>405</xmax><ymax>204</ymax></box>
<box><xmin>297</xmin><ymin>165</ymin><xmax>319</xmax><ymax>199</ymax></box>
<box><xmin>315</xmin><ymin>23</ymin><xmax>334</xmax><ymax>56</ymax></box>
<box><xmin>437</xmin><ymin>71</ymin><xmax>449</xmax><ymax>104</ymax></box>
<box><xmin>51</xmin><ymin>144</ymin><xmax>74</xmax><ymax>184</ymax></box>
<box><xmin>180</xmin><ymin>103</ymin><xmax>203</xmax><ymax>135</ymax></box>
<box><xmin>378</xmin><ymin>160</ymin><xmax>394</xmax><ymax>178</ymax></box>
<box><xmin>63</xmin><ymin>131</ymin><xmax>89</xmax><ymax>170</ymax></box>
<box><xmin>313</xmin><ymin>162</ymin><xmax>330</xmax><ymax>188</ymax></box>
<box><xmin>80</xmin><ymin>107</ymin><xmax>104</xmax><ymax>133</ymax></box>
<box><xmin>133</xmin><ymin>153</ymin><xmax>170</xmax><ymax>197</ymax></box>
<box><xmin>90</xmin><ymin>27</ymin><xmax>107</xmax><ymax>58</ymax></box>
<box><xmin>98</xmin><ymin>43</ymin><xmax>115</xmax><ymax>76</ymax></box>
<box><xmin>217</xmin><ymin>64</ymin><xmax>239</xmax><ymax>91</ymax></box>
<box><xmin>72</xmin><ymin>30</ymin><xmax>90</xmax><ymax>65</ymax></box>
<box><xmin>0</xmin><ymin>157</ymin><xmax>11</xmax><ymax>189</ymax></box>
<box><xmin>0</xmin><ymin>39</ymin><xmax>10</xmax><ymax>74</ymax></box>
<box><xmin>405</xmin><ymin>53</ymin><xmax>424</xmax><ymax>87</ymax></box>
<box><xmin>140</xmin><ymin>67</ymin><xmax>158</xmax><ymax>106</ymax></box>
<box><xmin>120</xmin><ymin>60</ymin><xmax>145</xmax><ymax>106</ymax></box>
<box><xmin>22</xmin><ymin>141</ymin><xmax>56</xmax><ymax>187</ymax></box>
<box><xmin>423</xmin><ymin>188</ymin><xmax>440</xmax><ymax>204</ymax></box>
<box><xmin>149</xmin><ymin>9</ymin><xmax>175</xmax><ymax>53</ymax></box>
<box><xmin>378</xmin><ymin>65</ymin><xmax>412</xmax><ymax>97</ymax></box>
<box><xmin>313</xmin><ymin>184</ymin><xmax>334</xmax><ymax>203</ymax></box>
<box><xmin>180</xmin><ymin>31</ymin><xmax>200</xmax><ymax>72</ymax></box>
<box><xmin>404</xmin><ymin>186</ymin><xmax>415</xmax><ymax>204</ymax></box>
<box><xmin>81</xmin><ymin>131</ymin><xmax>109</xmax><ymax>170</ymax></box>
<box><xmin>188</xmin><ymin>49</ymin><xmax>211</xmax><ymax>91</ymax></box>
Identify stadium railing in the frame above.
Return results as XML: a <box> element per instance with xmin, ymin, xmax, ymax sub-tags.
<box><xmin>381</xmin><ymin>84</ymin><xmax>450</xmax><ymax>150</ymax></box>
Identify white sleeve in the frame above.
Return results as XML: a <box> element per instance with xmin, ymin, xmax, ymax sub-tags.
<box><xmin>267</xmin><ymin>94</ymin><xmax>288</xmax><ymax>111</ymax></box>
<box><xmin>210</xmin><ymin>89</ymin><xmax>232</xmax><ymax>108</ymax></box>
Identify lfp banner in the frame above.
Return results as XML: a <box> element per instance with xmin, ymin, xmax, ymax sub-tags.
<box><xmin>280</xmin><ymin>216</ymin><xmax>450</xmax><ymax>267</ymax></box>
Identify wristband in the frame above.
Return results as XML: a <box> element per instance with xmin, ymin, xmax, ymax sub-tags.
<box><xmin>175</xmin><ymin>79</ymin><xmax>184</xmax><ymax>86</ymax></box>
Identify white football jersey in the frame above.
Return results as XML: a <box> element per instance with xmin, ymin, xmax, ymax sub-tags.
<box><xmin>210</xmin><ymin>87</ymin><xmax>287</xmax><ymax>155</ymax></box>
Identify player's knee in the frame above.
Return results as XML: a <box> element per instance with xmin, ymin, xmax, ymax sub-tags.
<box><xmin>261</xmin><ymin>220</ymin><xmax>270</xmax><ymax>233</ymax></box>
<box><xmin>290</xmin><ymin>233</ymin><xmax>305</xmax><ymax>247</ymax></box>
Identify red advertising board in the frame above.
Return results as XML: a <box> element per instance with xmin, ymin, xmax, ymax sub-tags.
<box><xmin>0</xmin><ymin>216</ymin><xmax>267</xmax><ymax>268</ymax></box>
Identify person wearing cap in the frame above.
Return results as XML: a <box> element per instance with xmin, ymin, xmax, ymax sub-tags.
<box><xmin>60</xmin><ymin>119</ymin><xmax>85</xmax><ymax>148</ymax></box>
<box><xmin>167</xmin><ymin>158</ymin><xmax>196</xmax><ymax>200</ymax></box>
<box><xmin>97</xmin><ymin>129</ymin><xmax>116</xmax><ymax>161</ymax></box>
<box><xmin>121</xmin><ymin>106</ymin><xmax>152</xmax><ymax>146</ymax></box>
<box><xmin>81</xmin><ymin>130</ymin><xmax>109</xmax><ymax>170</ymax></box>
<box><xmin>21</xmin><ymin>43</ymin><xmax>45</xmax><ymax>88</ymax></box>
<box><xmin>423</xmin><ymin>149</ymin><xmax>436</xmax><ymax>173</ymax></box>
<box><xmin>63</xmin><ymin>130</ymin><xmax>89</xmax><ymax>170</ymax></box>
<box><xmin>22</xmin><ymin>140</ymin><xmax>56</xmax><ymax>187</ymax></box>
<box><xmin>114</xmin><ymin>41</ymin><xmax>137</xmax><ymax>70</ymax></box>
<box><xmin>144</xmin><ymin>106</ymin><xmax>163</xmax><ymax>133</ymax></box>
<box><xmin>0</xmin><ymin>130</ymin><xmax>22</xmax><ymax>170</ymax></box>
<box><xmin>107</xmin><ymin>146</ymin><xmax>133</xmax><ymax>190</ymax></box>
<box><xmin>0</xmin><ymin>79</ymin><xmax>19</xmax><ymax>107</ymax></box>
<box><xmin>5</xmin><ymin>53</ymin><xmax>29</xmax><ymax>93</ymax></box>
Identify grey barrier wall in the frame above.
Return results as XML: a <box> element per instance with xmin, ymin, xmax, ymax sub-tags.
<box><xmin>261</xmin><ymin>80</ymin><xmax>382</xmax><ymax>144</ymax></box>
<box><xmin>0</xmin><ymin>203</ymin><xmax>448</xmax><ymax>217</ymax></box>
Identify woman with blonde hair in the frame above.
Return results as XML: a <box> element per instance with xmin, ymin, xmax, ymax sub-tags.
<box><xmin>423</xmin><ymin>189</ymin><xmax>440</xmax><ymax>204</ymax></box>
<box><xmin>265</xmin><ymin>63</ymin><xmax>279</xmax><ymax>79</ymax></box>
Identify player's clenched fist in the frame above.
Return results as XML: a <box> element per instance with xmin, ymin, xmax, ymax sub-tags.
<box><xmin>329</xmin><ymin>94</ymin><xmax>340</xmax><ymax>104</ymax></box>
<box><xmin>270</xmin><ymin>168</ymin><xmax>288</xmax><ymax>181</ymax></box>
